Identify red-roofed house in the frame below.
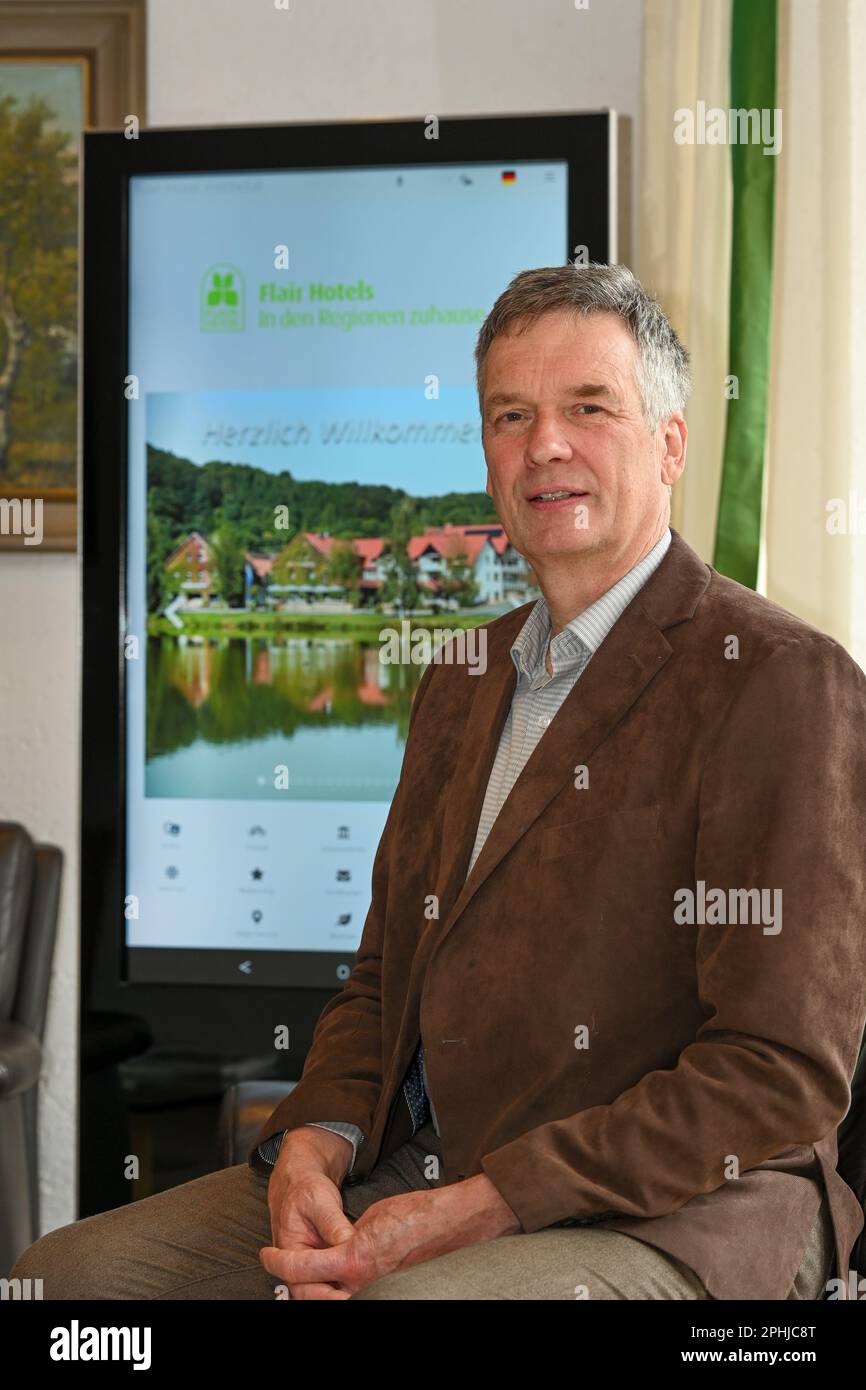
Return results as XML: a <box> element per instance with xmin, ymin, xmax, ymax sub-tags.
<box><xmin>163</xmin><ymin>522</ymin><xmax>532</xmax><ymax>612</ymax></box>
<box><xmin>164</xmin><ymin>531</ymin><xmax>212</xmax><ymax>606</ymax></box>
<box><xmin>400</xmin><ymin>523</ymin><xmax>530</xmax><ymax>604</ymax></box>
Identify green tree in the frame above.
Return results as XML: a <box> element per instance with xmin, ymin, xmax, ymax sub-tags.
<box><xmin>146</xmin><ymin>510</ymin><xmax>181</xmax><ymax>613</ymax></box>
<box><xmin>439</xmin><ymin>549</ymin><xmax>479</xmax><ymax>609</ymax></box>
<box><xmin>210</xmin><ymin>523</ymin><xmax>246</xmax><ymax>607</ymax></box>
<box><xmin>327</xmin><ymin>539</ymin><xmax>361</xmax><ymax>604</ymax></box>
<box><xmin>379</xmin><ymin>497</ymin><xmax>422</xmax><ymax>614</ymax></box>
<box><xmin>145</xmin><ymin>446</ymin><xmax>500</xmax><ymax>553</ymax></box>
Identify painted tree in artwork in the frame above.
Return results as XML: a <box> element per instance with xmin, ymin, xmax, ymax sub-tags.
<box><xmin>0</xmin><ymin>95</ymin><xmax>77</xmax><ymax>487</ymax></box>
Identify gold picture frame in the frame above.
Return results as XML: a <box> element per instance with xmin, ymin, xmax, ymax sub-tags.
<box><xmin>0</xmin><ymin>0</ymin><xmax>145</xmax><ymax>551</ymax></box>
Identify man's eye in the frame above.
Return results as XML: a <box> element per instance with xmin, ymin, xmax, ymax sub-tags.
<box><xmin>494</xmin><ymin>405</ymin><xmax>602</xmax><ymax>423</ymax></box>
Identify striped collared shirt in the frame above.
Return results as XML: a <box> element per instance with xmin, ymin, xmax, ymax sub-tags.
<box><xmin>258</xmin><ymin>528</ymin><xmax>672</xmax><ymax>1170</ymax></box>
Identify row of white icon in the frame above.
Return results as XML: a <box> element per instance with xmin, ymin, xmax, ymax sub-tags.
<box><xmin>243</xmin><ymin>908</ymin><xmax>353</xmax><ymax>925</ymax></box>
<box><xmin>163</xmin><ymin>865</ymin><xmax>355</xmax><ymax>882</ymax></box>
<box><xmin>163</xmin><ymin>822</ymin><xmax>353</xmax><ymax>840</ymax></box>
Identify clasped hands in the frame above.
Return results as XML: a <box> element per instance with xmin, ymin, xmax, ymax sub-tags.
<box><xmin>259</xmin><ymin>1128</ymin><xmax>521</xmax><ymax>1300</ymax></box>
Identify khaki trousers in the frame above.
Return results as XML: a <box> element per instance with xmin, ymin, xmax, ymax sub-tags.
<box><xmin>10</xmin><ymin>1120</ymin><xmax>833</xmax><ymax>1300</ymax></box>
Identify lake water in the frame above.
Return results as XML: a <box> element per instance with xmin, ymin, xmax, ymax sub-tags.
<box><xmin>145</xmin><ymin>634</ymin><xmax>423</xmax><ymax>801</ymax></box>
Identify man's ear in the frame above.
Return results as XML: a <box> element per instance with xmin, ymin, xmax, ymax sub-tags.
<box><xmin>485</xmin><ymin>467</ymin><xmax>494</xmax><ymax>499</ymax></box>
<box><xmin>660</xmin><ymin>413</ymin><xmax>687</xmax><ymax>487</ymax></box>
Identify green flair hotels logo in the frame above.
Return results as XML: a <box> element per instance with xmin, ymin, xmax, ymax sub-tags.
<box><xmin>200</xmin><ymin>263</ymin><xmax>245</xmax><ymax>332</ymax></box>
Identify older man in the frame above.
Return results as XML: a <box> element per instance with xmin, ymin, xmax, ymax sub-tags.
<box><xmin>13</xmin><ymin>264</ymin><xmax>866</xmax><ymax>1300</ymax></box>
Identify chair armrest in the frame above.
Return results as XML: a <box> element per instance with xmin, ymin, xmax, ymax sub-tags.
<box><xmin>218</xmin><ymin>1079</ymin><xmax>298</xmax><ymax>1168</ymax></box>
<box><xmin>0</xmin><ymin>1021</ymin><xmax>42</xmax><ymax>1100</ymax></box>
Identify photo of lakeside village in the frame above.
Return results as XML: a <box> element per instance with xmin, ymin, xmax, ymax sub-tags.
<box><xmin>144</xmin><ymin>446</ymin><xmax>539</xmax><ymax>800</ymax></box>
<box><xmin>147</xmin><ymin>446</ymin><xmax>537</xmax><ymax>630</ymax></box>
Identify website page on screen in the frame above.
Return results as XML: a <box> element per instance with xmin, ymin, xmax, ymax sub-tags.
<box><xmin>125</xmin><ymin>160</ymin><xmax>566</xmax><ymax>971</ymax></box>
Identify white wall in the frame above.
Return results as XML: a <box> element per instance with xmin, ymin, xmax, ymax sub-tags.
<box><xmin>148</xmin><ymin>0</ymin><xmax>642</xmax><ymax>258</ymax></box>
<box><xmin>0</xmin><ymin>0</ymin><xmax>643</xmax><ymax>1234</ymax></box>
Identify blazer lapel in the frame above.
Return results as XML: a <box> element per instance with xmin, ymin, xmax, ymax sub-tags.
<box><xmin>433</xmin><ymin>529</ymin><xmax>710</xmax><ymax>954</ymax></box>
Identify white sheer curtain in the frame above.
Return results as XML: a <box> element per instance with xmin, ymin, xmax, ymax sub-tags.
<box><xmin>635</xmin><ymin>0</ymin><xmax>732</xmax><ymax>565</ymax></box>
<box><xmin>637</xmin><ymin>0</ymin><xmax>866</xmax><ymax>669</ymax></box>
<box><xmin>766</xmin><ymin>0</ymin><xmax>866</xmax><ymax>669</ymax></box>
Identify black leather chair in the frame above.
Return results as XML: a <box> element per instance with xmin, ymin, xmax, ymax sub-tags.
<box><xmin>219</xmin><ymin>1021</ymin><xmax>866</xmax><ymax>1286</ymax></box>
<box><xmin>0</xmin><ymin>822</ymin><xmax>63</xmax><ymax>1276</ymax></box>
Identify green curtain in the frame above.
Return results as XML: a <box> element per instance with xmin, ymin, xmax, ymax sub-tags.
<box><xmin>713</xmin><ymin>0</ymin><xmax>778</xmax><ymax>587</ymax></box>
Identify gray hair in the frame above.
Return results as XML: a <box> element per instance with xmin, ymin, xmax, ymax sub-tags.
<box><xmin>474</xmin><ymin>263</ymin><xmax>691</xmax><ymax>433</ymax></box>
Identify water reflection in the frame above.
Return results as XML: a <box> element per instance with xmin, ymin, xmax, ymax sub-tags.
<box><xmin>145</xmin><ymin>635</ymin><xmax>423</xmax><ymax>801</ymax></box>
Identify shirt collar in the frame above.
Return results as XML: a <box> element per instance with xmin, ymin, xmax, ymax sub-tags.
<box><xmin>510</xmin><ymin>528</ymin><xmax>672</xmax><ymax>683</ymax></box>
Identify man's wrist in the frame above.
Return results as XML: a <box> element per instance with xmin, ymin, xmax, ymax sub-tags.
<box><xmin>457</xmin><ymin>1173</ymin><xmax>522</xmax><ymax>1238</ymax></box>
<box><xmin>275</xmin><ymin>1125</ymin><xmax>355</xmax><ymax>1186</ymax></box>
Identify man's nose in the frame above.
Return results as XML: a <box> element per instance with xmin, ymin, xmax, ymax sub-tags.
<box><xmin>525</xmin><ymin>417</ymin><xmax>573</xmax><ymax>464</ymax></box>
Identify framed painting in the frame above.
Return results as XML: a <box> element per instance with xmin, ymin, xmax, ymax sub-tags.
<box><xmin>0</xmin><ymin>0</ymin><xmax>145</xmax><ymax>551</ymax></box>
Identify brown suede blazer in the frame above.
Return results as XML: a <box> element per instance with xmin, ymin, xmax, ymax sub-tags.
<box><xmin>251</xmin><ymin>528</ymin><xmax>866</xmax><ymax>1300</ymax></box>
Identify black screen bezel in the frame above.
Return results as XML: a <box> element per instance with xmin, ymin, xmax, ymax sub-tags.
<box><xmin>80</xmin><ymin>110</ymin><xmax>612</xmax><ymax>995</ymax></box>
